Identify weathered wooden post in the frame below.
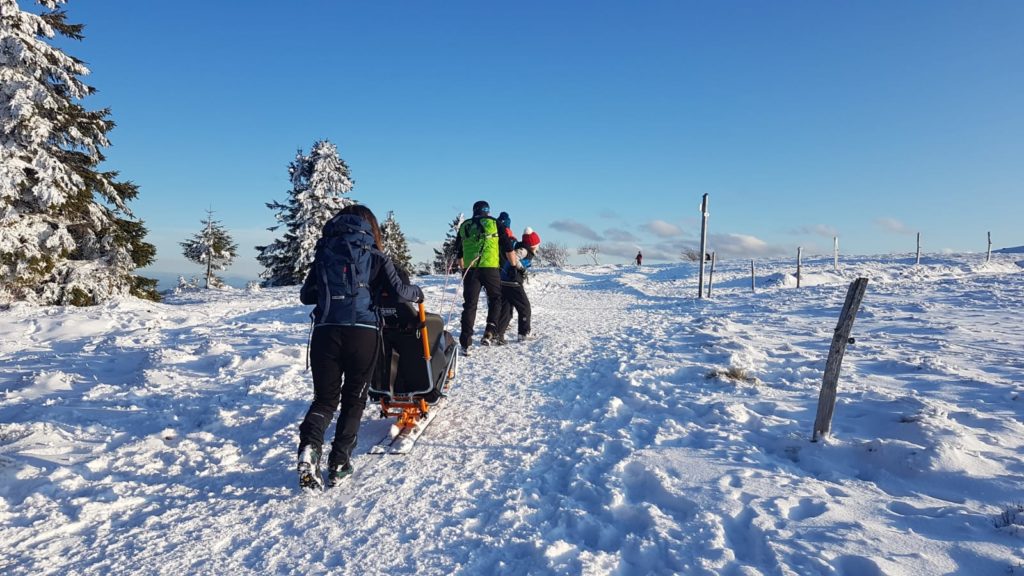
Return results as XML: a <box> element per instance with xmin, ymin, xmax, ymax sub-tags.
<box><xmin>916</xmin><ymin>233</ymin><xmax>921</xmax><ymax>265</ymax></box>
<box><xmin>833</xmin><ymin>236</ymin><xmax>839</xmax><ymax>272</ymax></box>
<box><xmin>751</xmin><ymin>260</ymin><xmax>755</xmax><ymax>292</ymax></box>
<box><xmin>797</xmin><ymin>247</ymin><xmax>803</xmax><ymax>288</ymax></box>
<box><xmin>203</xmin><ymin>208</ymin><xmax>214</xmax><ymax>289</ymax></box>
<box><xmin>698</xmin><ymin>193</ymin><xmax>709</xmax><ymax>299</ymax></box>
<box><xmin>811</xmin><ymin>277</ymin><xmax>869</xmax><ymax>442</ymax></box>
<box><xmin>987</xmin><ymin>232</ymin><xmax>992</xmax><ymax>263</ymax></box>
<box><xmin>707</xmin><ymin>252</ymin><xmax>717</xmax><ymax>298</ymax></box>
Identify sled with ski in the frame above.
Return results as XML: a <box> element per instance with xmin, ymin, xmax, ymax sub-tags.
<box><xmin>368</xmin><ymin>302</ymin><xmax>458</xmax><ymax>454</ymax></box>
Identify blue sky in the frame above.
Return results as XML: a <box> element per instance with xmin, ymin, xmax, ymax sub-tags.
<box><xmin>44</xmin><ymin>0</ymin><xmax>1024</xmax><ymax>282</ymax></box>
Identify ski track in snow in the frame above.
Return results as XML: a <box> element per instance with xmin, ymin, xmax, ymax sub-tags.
<box><xmin>1</xmin><ymin>254</ymin><xmax>1024</xmax><ymax>575</ymax></box>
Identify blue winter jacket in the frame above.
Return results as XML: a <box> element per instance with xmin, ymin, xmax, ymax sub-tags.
<box><xmin>500</xmin><ymin>244</ymin><xmax>533</xmax><ymax>284</ymax></box>
<box><xmin>300</xmin><ymin>214</ymin><xmax>423</xmax><ymax>328</ymax></box>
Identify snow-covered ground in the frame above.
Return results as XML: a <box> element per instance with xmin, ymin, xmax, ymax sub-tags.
<box><xmin>2</xmin><ymin>254</ymin><xmax>1023</xmax><ymax>575</ymax></box>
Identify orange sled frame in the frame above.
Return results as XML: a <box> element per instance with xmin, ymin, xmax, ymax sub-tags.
<box><xmin>377</xmin><ymin>303</ymin><xmax>457</xmax><ymax>428</ymax></box>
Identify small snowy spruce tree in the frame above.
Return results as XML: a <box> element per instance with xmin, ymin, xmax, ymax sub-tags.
<box><xmin>433</xmin><ymin>212</ymin><xmax>464</xmax><ymax>274</ymax></box>
<box><xmin>380</xmin><ymin>210</ymin><xmax>412</xmax><ymax>276</ymax></box>
<box><xmin>256</xmin><ymin>140</ymin><xmax>354</xmax><ymax>286</ymax></box>
<box><xmin>180</xmin><ymin>209</ymin><xmax>237</xmax><ymax>289</ymax></box>
<box><xmin>0</xmin><ymin>0</ymin><xmax>157</xmax><ymax>305</ymax></box>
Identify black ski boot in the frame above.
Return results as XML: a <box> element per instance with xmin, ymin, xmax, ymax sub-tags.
<box><xmin>297</xmin><ymin>444</ymin><xmax>323</xmax><ymax>491</ymax></box>
<box><xmin>327</xmin><ymin>463</ymin><xmax>354</xmax><ymax>488</ymax></box>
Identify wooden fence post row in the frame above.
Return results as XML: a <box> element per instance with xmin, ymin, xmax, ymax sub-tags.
<box><xmin>811</xmin><ymin>277</ymin><xmax>869</xmax><ymax>442</ymax></box>
<box><xmin>698</xmin><ymin>193</ymin><xmax>709</xmax><ymax>299</ymax></box>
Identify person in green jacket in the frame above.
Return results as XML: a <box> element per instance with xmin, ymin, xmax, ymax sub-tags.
<box><xmin>456</xmin><ymin>200</ymin><xmax>517</xmax><ymax>355</ymax></box>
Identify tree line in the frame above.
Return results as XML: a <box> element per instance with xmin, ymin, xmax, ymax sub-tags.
<box><xmin>0</xmin><ymin>1</ymin><xmax>480</xmax><ymax>302</ymax></box>
<box><xmin>0</xmin><ymin>0</ymin><xmax>590</xmax><ymax>305</ymax></box>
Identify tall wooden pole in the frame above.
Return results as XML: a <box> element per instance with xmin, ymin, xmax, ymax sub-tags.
<box><xmin>698</xmin><ymin>193</ymin><xmax>709</xmax><ymax>299</ymax></box>
<box><xmin>751</xmin><ymin>260</ymin><xmax>755</xmax><ymax>293</ymax></box>
<box><xmin>987</xmin><ymin>232</ymin><xmax>992</xmax><ymax>263</ymax></box>
<box><xmin>916</xmin><ymin>233</ymin><xmax>921</xmax><ymax>265</ymax></box>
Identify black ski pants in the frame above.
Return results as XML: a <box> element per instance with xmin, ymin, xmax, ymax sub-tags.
<box><xmin>460</xmin><ymin>267</ymin><xmax>502</xmax><ymax>348</ymax></box>
<box><xmin>496</xmin><ymin>282</ymin><xmax>531</xmax><ymax>338</ymax></box>
<box><xmin>298</xmin><ymin>325</ymin><xmax>379</xmax><ymax>467</ymax></box>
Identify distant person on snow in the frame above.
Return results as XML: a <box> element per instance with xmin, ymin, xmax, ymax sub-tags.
<box><xmin>496</xmin><ymin>225</ymin><xmax>541</xmax><ymax>343</ymax></box>
<box><xmin>456</xmin><ymin>201</ymin><xmax>517</xmax><ymax>355</ymax></box>
<box><xmin>635</xmin><ymin>251</ymin><xmax>643</xmax><ymax>266</ymax></box>
<box><xmin>297</xmin><ymin>204</ymin><xmax>423</xmax><ymax>490</ymax></box>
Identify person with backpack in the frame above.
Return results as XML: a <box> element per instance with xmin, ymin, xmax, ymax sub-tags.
<box><xmin>456</xmin><ymin>200</ymin><xmax>517</xmax><ymax>355</ymax></box>
<box><xmin>635</xmin><ymin>251</ymin><xmax>643</xmax><ymax>266</ymax></box>
<box><xmin>296</xmin><ymin>204</ymin><xmax>424</xmax><ymax>490</ymax></box>
<box><xmin>496</xmin><ymin>226</ymin><xmax>540</xmax><ymax>343</ymax></box>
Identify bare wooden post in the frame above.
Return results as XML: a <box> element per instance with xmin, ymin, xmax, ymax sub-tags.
<box><xmin>706</xmin><ymin>252</ymin><xmax>717</xmax><ymax>298</ymax></box>
<box><xmin>698</xmin><ymin>193</ymin><xmax>709</xmax><ymax>299</ymax></box>
<box><xmin>796</xmin><ymin>247</ymin><xmax>803</xmax><ymax>288</ymax></box>
<box><xmin>203</xmin><ymin>208</ymin><xmax>214</xmax><ymax>289</ymax></box>
<box><xmin>811</xmin><ymin>277</ymin><xmax>869</xmax><ymax>442</ymax></box>
<box><xmin>833</xmin><ymin>236</ymin><xmax>839</xmax><ymax>272</ymax></box>
<box><xmin>987</xmin><ymin>232</ymin><xmax>992</xmax><ymax>263</ymax></box>
<box><xmin>751</xmin><ymin>260</ymin><xmax>755</xmax><ymax>292</ymax></box>
<box><xmin>916</xmin><ymin>233</ymin><xmax>921</xmax><ymax>265</ymax></box>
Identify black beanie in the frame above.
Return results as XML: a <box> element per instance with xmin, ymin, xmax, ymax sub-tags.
<box><xmin>472</xmin><ymin>200</ymin><xmax>490</xmax><ymax>216</ymax></box>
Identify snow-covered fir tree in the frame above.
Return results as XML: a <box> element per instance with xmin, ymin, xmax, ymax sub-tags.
<box><xmin>180</xmin><ymin>209</ymin><xmax>238</xmax><ymax>289</ymax></box>
<box><xmin>255</xmin><ymin>140</ymin><xmax>354</xmax><ymax>286</ymax></box>
<box><xmin>0</xmin><ymin>0</ymin><xmax>157</xmax><ymax>305</ymax></box>
<box><xmin>380</xmin><ymin>210</ymin><xmax>412</xmax><ymax>276</ymax></box>
<box><xmin>432</xmin><ymin>213</ymin><xmax>464</xmax><ymax>274</ymax></box>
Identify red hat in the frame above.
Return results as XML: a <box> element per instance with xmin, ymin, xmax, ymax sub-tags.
<box><xmin>522</xmin><ymin>227</ymin><xmax>541</xmax><ymax>248</ymax></box>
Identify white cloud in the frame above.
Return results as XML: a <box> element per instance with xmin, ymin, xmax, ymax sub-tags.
<box><xmin>645</xmin><ymin>220</ymin><xmax>683</xmax><ymax>238</ymax></box>
<box><xmin>876</xmin><ymin>217</ymin><xmax>913</xmax><ymax>235</ymax></box>
<box><xmin>550</xmin><ymin>219</ymin><xmax>603</xmax><ymax>241</ymax></box>
<box><xmin>591</xmin><ymin>232</ymin><xmax>786</xmax><ymax>263</ymax></box>
<box><xmin>708</xmin><ymin>233</ymin><xmax>787</xmax><ymax>258</ymax></box>
<box><xmin>604</xmin><ymin>228</ymin><xmax>640</xmax><ymax>242</ymax></box>
<box><xmin>793</xmin><ymin>224</ymin><xmax>838</xmax><ymax>238</ymax></box>
<box><xmin>642</xmin><ymin>242</ymin><xmax>689</xmax><ymax>260</ymax></box>
<box><xmin>601</xmin><ymin>242</ymin><xmax>645</xmax><ymax>260</ymax></box>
